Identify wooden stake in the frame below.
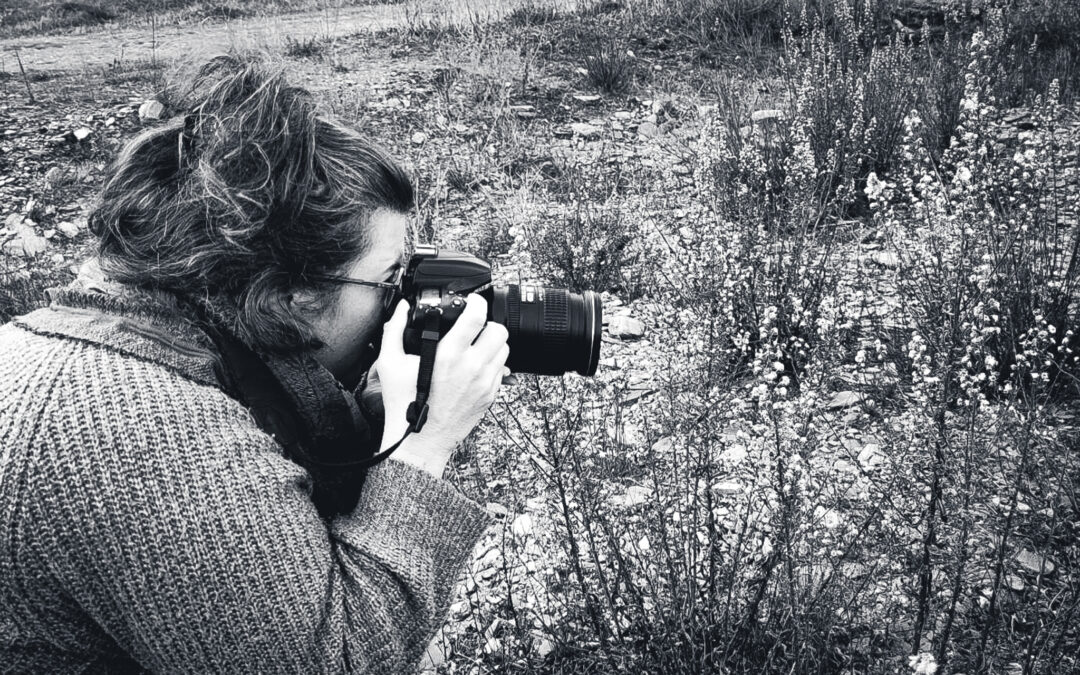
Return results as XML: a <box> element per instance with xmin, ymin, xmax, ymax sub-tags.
<box><xmin>14</xmin><ymin>49</ymin><xmax>34</xmax><ymax>103</ymax></box>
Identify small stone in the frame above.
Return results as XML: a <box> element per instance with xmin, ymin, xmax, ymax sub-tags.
<box><xmin>139</xmin><ymin>100</ymin><xmax>165</xmax><ymax>121</ymax></box>
<box><xmin>449</xmin><ymin>600</ymin><xmax>471</xmax><ymax>620</ymax></box>
<box><xmin>478</xmin><ymin>547</ymin><xmax>502</xmax><ymax>568</ymax></box>
<box><xmin>420</xmin><ymin>633</ymin><xmax>450</xmax><ymax>671</ymax></box>
<box><xmin>609</xmin><ymin>485</ymin><xmax>653</xmax><ymax>508</ymax></box>
<box><xmin>826</xmin><ymin>391</ymin><xmax>866</xmax><ymax>410</ymax></box>
<box><xmin>857</xmin><ymin>443</ymin><xmax>886</xmax><ymax>471</ymax></box>
<box><xmin>637</xmin><ymin>535</ymin><xmax>650</xmax><ymax>552</ymax></box>
<box><xmin>637</xmin><ymin>121</ymin><xmax>658</xmax><ymax>138</ymax></box>
<box><xmin>57</xmin><ymin>221</ymin><xmax>80</xmax><ymax>239</ymax></box>
<box><xmin>751</xmin><ymin>109</ymin><xmax>784</xmax><ymax>122</ymax></box>
<box><xmin>72</xmin><ymin>127</ymin><xmax>92</xmax><ymax>142</ymax></box>
<box><xmin>511</xmin><ymin>514</ymin><xmax>533</xmax><ymax>537</ymax></box>
<box><xmin>613</xmin><ymin>111</ymin><xmax>632</xmax><ymax>120</ymax></box>
<box><xmin>607</xmin><ymin>315</ymin><xmax>645</xmax><ymax>339</ymax></box>
<box><xmin>44</xmin><ymin>167</ymin><xmax>64</xmax><ymax>186</ymax></box>
<box><xmin>411</xmin><ymin>132</ymin><xmax>427</xmax><ymax>145</ymax></box>
<box><xmin>1015</xmin><ymin>550</ymin><xmax>1056</xmax><ymax>575</ymax></box>
<box><xmin>43</xmin><ymin>229</ymin><xmax>55</xmax><ymax>239</ymax></box>
<box><xmin>486</xmin><ymin>503</ymin><xmax>510</xmax><ymax>518</ymax></box>
<box><xmin>711</xmin><ymin>480</ymin><xmax>743</xmax><ymax>496</ymax></box>
<box><xmin>570</xmin><ymin>122</ymin><xmax>602</xmax><ymax>140</ymax></box>
<box><xmin>721</xmin><ymin>444</ymin><xmax>748</xmax><ymax>465</ymax></box>
<box><xmin>573</xmin><ymin>94</ymin><xmax>601</xmax><ymax>105</ymax></box>
<box><xmin>872</xmin><ymin>251</ymin><xmax>899</xmax><ymax>268</ymax></box>
<box><xmin>1005</xmin><ymin>574</ymin><xmax>1026</xmax><ymax>592</ymax></box>
<box><xmin>534</xmin><ymin>637</ymin><xmax>555</xmax><ymax>658</ymax></box>
<box><xmin>3</xmin><ymin>223</ymin><xmax>48</xmax><ymax>258</ymax></box>
<box><xmin>4</xmin><ymin>213</ymin><xmax>23</xmax><ymax>229</ymax></box>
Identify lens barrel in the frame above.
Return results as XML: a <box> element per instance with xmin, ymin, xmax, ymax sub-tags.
<box><xmin>489</xmin><ymin>285</ymin><xmax>601</xmax><ymax>376</ymax></box>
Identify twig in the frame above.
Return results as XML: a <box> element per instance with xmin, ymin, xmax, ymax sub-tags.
<box><xmin>14</xmin><ymin>50</ymin><xmax>34</xmax><ymax>103</ymax></box>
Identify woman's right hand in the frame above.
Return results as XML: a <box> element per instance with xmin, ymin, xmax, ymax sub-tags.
<box><xmin>372</xmin><ymin>295</ymin><xmax>510</xmax><ymax>477</ymax></box>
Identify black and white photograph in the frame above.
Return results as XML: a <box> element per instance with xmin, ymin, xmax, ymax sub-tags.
<box><xmin>1</xmin><ymin>0</ymin><xmax>1078</xmax><ymax>672</ymax></box>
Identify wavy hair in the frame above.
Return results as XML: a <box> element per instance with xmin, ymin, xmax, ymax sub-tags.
<box><xmin>89</xmin><ymin>55</ymin><xmax>414</xmax><ymax>352</ymax></box>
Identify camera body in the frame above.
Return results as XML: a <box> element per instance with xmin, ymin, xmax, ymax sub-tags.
<box><xmin>400</xmin><ymin>245</ymin><xmax>601</xmax><ymax>377</ymax></box>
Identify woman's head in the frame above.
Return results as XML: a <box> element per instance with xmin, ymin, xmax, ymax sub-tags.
<box><xmin>89</xmin><ymin>55</ymin><xmax>414</xmax><ymax>357</ymax></box>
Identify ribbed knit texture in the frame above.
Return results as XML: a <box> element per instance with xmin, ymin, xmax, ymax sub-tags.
<box><xmin>0</xmin><ymin>303</ymin><xmax>491</xmax><ymax>674</ymax></box>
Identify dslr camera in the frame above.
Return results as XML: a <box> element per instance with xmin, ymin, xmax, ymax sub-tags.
<box><xmin>399</xmin><ymin>245</ymin><xmax>601</xmax><ymax>377</ymax></box>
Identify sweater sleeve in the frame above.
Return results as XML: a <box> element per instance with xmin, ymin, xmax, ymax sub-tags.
<box><xmin>24</xmin><ymin>347</ymin><xmax>491</xmax><ymax>674</ymax></box>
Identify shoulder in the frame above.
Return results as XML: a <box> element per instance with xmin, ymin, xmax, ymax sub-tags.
<box><xmin>0</xmin><ymin>319</ymin><xmax>294</xmax><ymax>496</ymax></box>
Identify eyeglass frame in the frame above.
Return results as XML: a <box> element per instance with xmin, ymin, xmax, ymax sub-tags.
<box><xmin>305</xmin><ymin>265</ymin><xmax>406</xmax><ymax>317</ymax></box>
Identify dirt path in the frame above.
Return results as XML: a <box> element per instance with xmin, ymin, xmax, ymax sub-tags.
<box><xmin>0</xmin><ymin>0</ymin><xmax>527</xmax><ymax>74</ymax></box>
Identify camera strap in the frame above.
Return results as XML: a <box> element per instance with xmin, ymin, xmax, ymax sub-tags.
<box><xmin>406</xmin><ymin>306</ymin><xmax>442</xmax><ymax>434</ymax></box>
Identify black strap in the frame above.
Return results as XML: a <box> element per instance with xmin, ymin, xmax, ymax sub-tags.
<box><xmin>406</xmin><ymin>307</ymin><xmax>442</xmax><ymax>433</ymax></box>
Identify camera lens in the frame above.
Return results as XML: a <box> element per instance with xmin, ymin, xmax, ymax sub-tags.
<box><xmin>488</xmin><ymin>285</ymin><xmax>602</xmax><ymax>376</ymax></box>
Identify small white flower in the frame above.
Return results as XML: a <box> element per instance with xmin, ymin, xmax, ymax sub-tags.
<box><xmin>908</xmin><ymin>652</ymin><xmax>938</xmax><ymax>674</ymax></box>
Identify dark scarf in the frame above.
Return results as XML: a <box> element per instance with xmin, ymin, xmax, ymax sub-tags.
<box><xmin>46</xmin><ymin>281</ymin><xmax>384</xmax><ymax>519</ymax></box>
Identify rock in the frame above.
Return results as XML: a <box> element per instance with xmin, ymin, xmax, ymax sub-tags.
<box><xmin>72</xmin><ymin>127</ymin><xmax>92</xmax><ymax>142</ymax></box>
<box><xmin>825</xmin><ymin>391</ymin><xmax>867</xmax><ymax>410</ymax></box>
<box><xmin>721</xmin><ymin>444</ymin><xmax>748</xmax><ymax>465</ymax></box>
<box><xmin>3</xmin><ymin>223</ymin><xmax>48</xmax><ymax>257</ymax></box>
<box><xmin>411</xmin><ymin>132</ymin><xmax>427</xmax><ymax>145</ymax></box>
<box><xmin>613</xmin><ymin>111</ymin><xmax>632</xmax><ymax>120</ymax></box>
<box><xmin>486</xmin><ymin>502</ymin><xmax>510</xmax><ymax>519</ymax></box>
<box><xmin>534</xmin><ymin>637</ymin><xmax>555</xmax><ymax>658</ymax></box>
<box><xmin>607</xmin><ymin>315</ymin><xmax>645</xmax><ymax>339</ymax></box>
<box><xmin>139</xmin><ymin>100</ymin><xmax>165</xmax><ymax>121</ymax></box>
<box><xmin>44</xmin><ymin>167</ymin><xmax>64</xmax><ymax>187</ymax></box>
<box><xmin>4</xmin><ymin>213</ymin><xmax>23</xmax><ymax>229</ymax></box>
<box><xmin>751</xmin><ymin>109</ymin><xmax>784</xmax><ymax>122</ymax></box>
<box><xmin>57</xmin><ymin>221</ymin><xmax>80</xmax><ymax>239</ymax></box>
<box><xmin>652</xmin><ymin>437</ymin><xmax>674</xmax><ymax>453</ymax></box>
<box><xmin>449</xmin><ymin>600</ymin><xmax>471</xmax><ymax>620</ymax></box>
<box><xmin>570</xmin><ymin>122</ymin><xmax>602</xmax><ymax>140</ymax></box>
<box><xmin>511</xmin><ymin>514</ymin><xmax>534</xmax><ymax>538</ymax></box>
<box><xmin>478</xmin><ymin>547</ymin><xmax>502</xmax><ymax>568</ymax></box>
<box><xmin>482</xmin><ymin>636</ymin><xmax>502</xmax><ymax>656</ymax></box>
<box><xmin>857</xmin><ymin>443</ymin><xmax>886</xmax><ymax>471</ymax></box>
<box><xmin>637</xmin><ymin>121</ymin><xmax>658</xmax><ymax>138</ymax></box>
<box><xmin>1015</xmin><ymin>550</ymin><xmax>1056</xmax><ymax>576</ymax></box>
<box><xmin>619</xmin><ymin>387</ymin><xmax>654</xmax><ymax>405</ymax></box>
<box><xmin>871</xmin><ymin>251</ymin><xmax>899</xmax><ymax>268</ymax></box>
<box><xmin>420</xmin><ymin>632</ymin><xmax>450</xmax><ymax>671</ymax></box>
<box><xmin>711</xmin><ymin>480</ymin><xmax>743</xmax><ymax>496</ymax></box>
<box><xmin>573</xmin><ymin>94</ymin><xmax>602</xmax><ymax>105</ymax></box>
<box><xmin>1005</xmin><ymin>573</ymin><xmax>1026</xmax><ymax>592</ymax></box>
<box><xmin>609</xmin><ymin>485</ymin><xmax>653</xmax><ymax>508</ymax></box>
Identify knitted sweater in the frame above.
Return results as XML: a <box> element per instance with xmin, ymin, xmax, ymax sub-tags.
<box><xmin>0</xmin><ymin>295</ymin><xmax>491</xmax><ymax>674</ymax></box>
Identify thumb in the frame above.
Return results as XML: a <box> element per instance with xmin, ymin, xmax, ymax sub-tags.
<box><xmin>380</xmin><ymin>299</ymin><xmax>410</xmax><ymax>358</ymax></box>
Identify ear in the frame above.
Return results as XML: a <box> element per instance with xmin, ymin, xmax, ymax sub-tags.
<box><xmin>288</xmin><ymin>287</ymin><xmax>321</xmax><ymax>314</ymax></box>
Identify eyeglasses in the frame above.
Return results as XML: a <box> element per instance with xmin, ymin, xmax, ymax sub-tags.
<box><xmin>307</xmin><ymin>265</ymin><xmax>405</xmax><ymax>317</ymax></box>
